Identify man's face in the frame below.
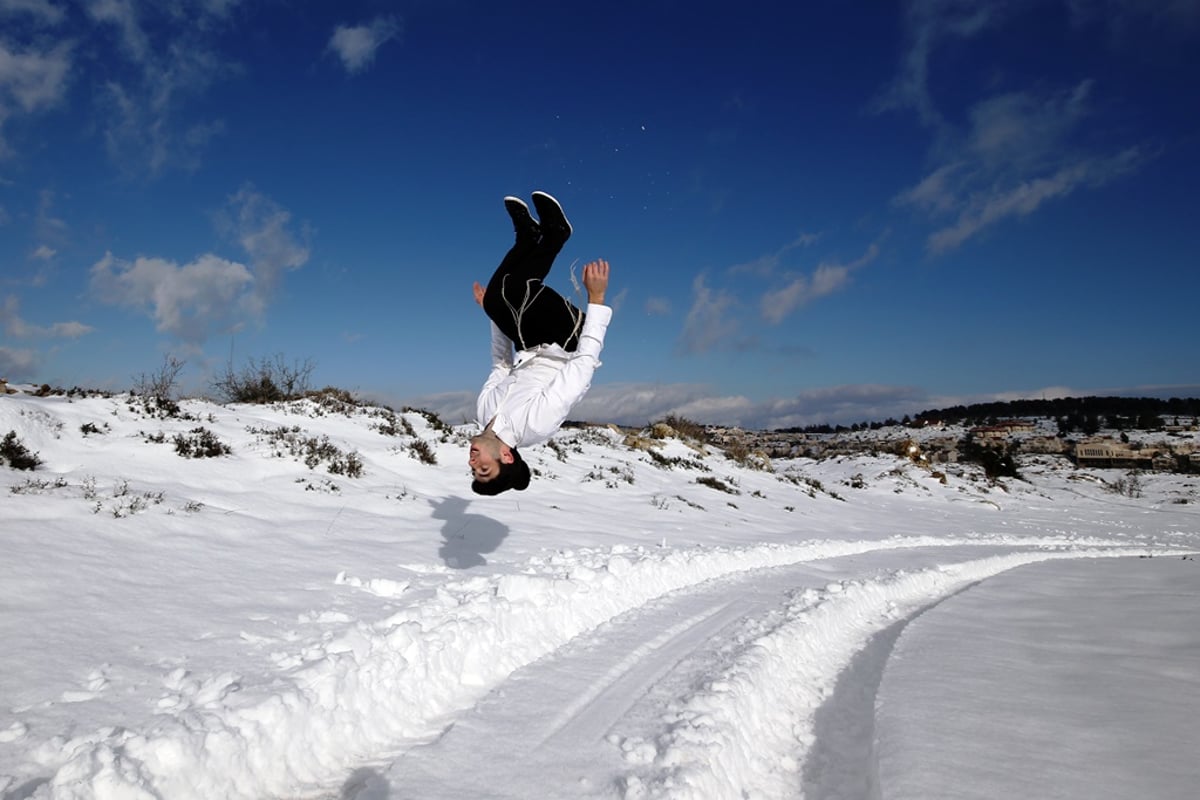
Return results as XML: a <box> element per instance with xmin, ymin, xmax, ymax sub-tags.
<box><xmin>468</xmin><ymin>435</ymin><xmax>510</xmax><ymax>482</ymax></box>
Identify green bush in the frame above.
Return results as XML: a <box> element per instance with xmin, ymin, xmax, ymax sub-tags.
<box><xmin>959</xmin><ymin>435</ymin><xmax>1021</xmax><ymax>481</ymax></box>
<box><xmin>1</xmin><ymin>431</ymin><xmax>42</xmax><ymax>471</ymax></box>
<box><xmin>173</xmin><ymin>427</ymin><xmax>233</xmax><ymax>458</ymax></box>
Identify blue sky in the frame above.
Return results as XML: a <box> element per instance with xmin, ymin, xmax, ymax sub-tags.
<box><xmin>2</xmin><ymin>0</ymin><xmax>1197</xmax><ymax>429</ymax></box>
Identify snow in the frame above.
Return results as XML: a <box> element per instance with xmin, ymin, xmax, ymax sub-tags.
<box><xmin>1</xmin><ymin>389</ymin><xmax>1197</xmax><ymax>799</ymax></box>
<box><xmin>875</xmin><ymin>558</ymin><xmax>1200</xmax><ymax>800</ymax></box>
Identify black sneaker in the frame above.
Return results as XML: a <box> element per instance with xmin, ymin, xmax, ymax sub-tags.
<box><xmin>504</xmin><ymin>196</ymin><xmax>540</xmax><ymax>244</ymax></box>
<box><xmin>531</xmin><ymin>191</ymin><xmax>572</xmax><ymax>245</ymax></box>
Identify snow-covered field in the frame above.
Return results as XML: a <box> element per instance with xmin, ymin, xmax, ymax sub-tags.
<box><xmin>1</xmin><ymin>389</ymin><xmax>1197</xmax><ymax>799</ymax></box>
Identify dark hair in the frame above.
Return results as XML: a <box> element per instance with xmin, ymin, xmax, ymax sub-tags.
<box><xmin>471</xmin><ymin>447</ymin><xmax>531</xmax><ymax>495</ymax></box>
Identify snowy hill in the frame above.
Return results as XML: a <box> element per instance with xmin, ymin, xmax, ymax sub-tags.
<box><xmin>1</xmin><ymin>390</ymin><xmax>1198</xmax><ymax>799</ymax></box>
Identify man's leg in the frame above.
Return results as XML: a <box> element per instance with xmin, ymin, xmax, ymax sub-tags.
<box><xmin>482</xmin><ymin>193</ymin><xmax>584</xmax><ymax>351</ymax></box>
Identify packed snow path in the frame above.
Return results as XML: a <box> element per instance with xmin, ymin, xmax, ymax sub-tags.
<box><xmin>369</xmin><ymin>547</ymin><xmax>1174</xmax><ymax>800</ymax></box>
<box><xmin>874</xmin><ymin>556</ymin><xmax>1200</xmax><ymax>800</ymax></box>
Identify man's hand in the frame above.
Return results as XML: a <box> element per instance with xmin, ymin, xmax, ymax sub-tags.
<box><xmin>583</xmin><ymin>259</ymin><xmax>610</xmax><ymax>305</ymax></box>
<box><xmin>472</xmin><ymin>281</ymin><xmax>486</xmax><ymax>308</ymax></box>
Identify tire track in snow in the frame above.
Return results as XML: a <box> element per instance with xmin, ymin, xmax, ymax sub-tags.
<box><xmin>376</xmin><ymin>546</ymin><xmax>1159</xmax><ymax>799</ymax></box>
<box><xmin>383</xmin><ymin>568</ymin><xmax>833</xmax><ymax>799</ymax></box>
<box><xmin>536</xmin><ymin>601</ymin><xmax>737</xmax><ymax>749</ymax></box>
<box><xmin>620</xmin><ymin>548</ymin><xmax>1165</xmax><ymax>800</ymax></box>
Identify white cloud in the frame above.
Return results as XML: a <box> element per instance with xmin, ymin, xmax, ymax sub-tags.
<box><xmin>1</xmin><ymin>294</ymin><xmax>92</xmax><ymax>339</ymax></box>
<box><xmin>222</xmin><ymin>184</ymin><xmax>310</xmax><ymax>294</ymax></box>
<box><xmin>893</xmin><ymin>161</ymin><xmax>966</xmax><ymax>216</ymax></box>
<box><xmin>645</xmin><ymin>297</ymin><xmax>671</xmax><ymax>316</ymax></box>
<box><xmin>965</xmin><ymin>82</ymin><xmax>1094</xmax><ymax>170</ymax></box>
<box><xmin>31</xmin><ymin>244</ymin><xmax>56</xmax><ymax>260</ymax></box>
<box><xmin>88</xmin><ymin>0</ymin><xmax>150</xmax><ymax>64</ymax></box>
<box><xmin>0</xmin><ymin>0</ymin><xmax>66</xmax><ymax>26</ymax></box>
<box><xmin>571</xmin><ymin>382</ymin><xmax>720</xmax><ymax>426</ymax></box>
<box><xmin>729</xmin><ymin>233</ymin><xmax>821</xmax><ymax>277</ymax></box>
<box><xmin>549</xmin><ymin>381</ymin><xmax>935</xmax><ymax>430</ymax></box>
<box><xmin>328</xmin><ymin>16</ymin><xmax>401</xmax><ymax>74</ymax></box>
<box><xmin>0</xmin><ymin>39</ymin><xmax>72</xmax><ymax>155</ymax></box>
<box><xmin>0</xmin><ymin>0</ymin><xmax>236</xmax><ymax>171</ymax></box>
<box><xmin>0</xmin><ymin>344</ymin><xmax>37</xmax><ymax>378</ymax></box>
<box><xmin>1067</xmin><ymin>0</ymin><xmax>1200</xmax><ymax>38</ymax></box>
<box><xmin>677</xmin><ymin>273</ymin><xmax>739</xmax><ymax>355</ymax></box>
<box><xmin>893</xmin><ymin>75</ymin><xmax>1149</xmax><ymax>252</ymax></box>
<box><xmin>760</xmin><ymin>244</ymin><xmax>878</xmax><ymax>324</ymax></box>
<box><xmin>90</xmin><ymin>251</ymin><xmax>256</xmax><ymax>343</ymax></box>
<box><xmin>34</xmin><ymin>188</ymin><xmax>67</xmax><ymax>248</ymax></box>
<box><xmin>89</xmin><ymin>188</ymin><xmax>309</xmax><ymax>345</ymax></box>
<box><xmin>922</xmin><ymin>146</ymin><xmax>1145</xmax><ymax>254</ymax></box>
<box><xmin>86</xmin><ymin>1</ymin><xmax>236</xmax><ymax>175</ymax></box>
<box><xmin>198</xmin><ymin>0</ymin><xmax>241</xmax><ymax>19</ymax></box>
<box><xmin>880</xmin><ymin>3</ymin><xmax>1155</xmax><ymax>252</ymax></box>
<box><xmin>872</xmin><ymin>0</ymin><xmax>1002</xmax><ymax>131</ymax></box>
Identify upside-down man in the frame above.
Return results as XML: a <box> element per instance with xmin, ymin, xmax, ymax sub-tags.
<box><xmin>469</xmin><ymin>191</ymin><xmax>612</xmax><ymax>495</ymax></box>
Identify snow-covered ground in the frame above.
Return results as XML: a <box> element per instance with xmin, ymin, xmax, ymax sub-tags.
<box><xmin>1</xmin><ymin>389</ymin><xmax>1197</xmax><ymax>799</ymax></box>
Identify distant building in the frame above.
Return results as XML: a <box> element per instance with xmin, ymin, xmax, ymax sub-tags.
<box><xmin>1024</xmin><ymin>436</ymin><xmax>1068</xmax><ymax>455</ymax></box>
<box><xmin>969</xmin><ymin>419</ymin><xmax>1036</xmax><ymax>441</ymax></box>
<box><xmin>1073</xmin><ymin>440</ymin><xmax>1155</xmax><ymax>469</ymax></box>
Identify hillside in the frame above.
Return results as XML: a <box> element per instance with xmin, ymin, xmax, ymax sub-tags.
<box><xmin>2</xmin><ymin>388</ymin><xmax>1198</xmax><ymax>799</ymax></box>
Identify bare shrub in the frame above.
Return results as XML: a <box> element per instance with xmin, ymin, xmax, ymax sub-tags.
<box><xmin>659</xmin><ymin>414</ymin><xmax>710</xmax><ymax>443</ymax></box>
<box><xmin>132</xmin><ymin>355</ymin><xmax>185</xmax><ymax>400</ymax></box>
<box><xmin>696</xmin><ymin>475</ymin><xmax>740</xmax><ymax>494</ymax></box>
<box><xmin>1110</xmin><ymin>470</ymin><xmax>1144</xmax><ymax>498</ymax></box>
<box><xmin>212</xmin><ymin>354</ymin><xmax>315</xmax><ymax>404</ymax></box>
<box><xmin>10</xmin><ymin>476</ymin><xmax>68</xmax><ymax>494</ymax></box>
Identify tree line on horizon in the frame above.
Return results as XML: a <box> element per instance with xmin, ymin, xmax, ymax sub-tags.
<box><xmin>776</xmin><ymin>396</ymin><xmax>1200</xmax><ymax>435</ymax></box>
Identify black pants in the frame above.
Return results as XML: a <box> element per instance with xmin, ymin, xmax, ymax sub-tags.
<box><xmin>483</xmin><ymin>236</ymin><xmax>585</xmax><ymax>352</ymax></box>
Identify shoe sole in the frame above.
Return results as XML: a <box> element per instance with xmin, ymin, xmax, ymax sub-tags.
<box><xmin>531</xmin><ymin>191</ymin><xmax>572</xmax><ymax>238</ymax></box>
<box><xmin>504</xmin><ymin>196</ymin><xmax>540</xmax><ymax>242</ymax></box>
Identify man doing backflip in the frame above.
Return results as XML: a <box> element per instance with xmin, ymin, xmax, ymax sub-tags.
<box><xmin>469</xmin><ymin>191</ymin><xmax>612</xmax><ymax>495</ymax></box>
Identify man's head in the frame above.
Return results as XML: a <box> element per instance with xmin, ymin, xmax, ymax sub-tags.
<box><xmin>469</xmin><ymin>431</ymin><xmax>530</xmax><ymax>495</ymax></box>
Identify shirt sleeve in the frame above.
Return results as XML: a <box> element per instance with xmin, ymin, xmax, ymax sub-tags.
<box><xmin>477</xmin><ymin>322</ymin><xmax>515</xmax><ymax>426</ymax></box>
<box><xmin>489</xmin><ymin>321</ymin><xmax>514</xmax><ymax>368</ymax></box>
<box><xmin>524</xmin><ymin>303</ymin><xmax>613</xmax><ymax>430</ymax></box>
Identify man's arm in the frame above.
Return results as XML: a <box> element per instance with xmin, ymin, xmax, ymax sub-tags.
<box><xmin>571</xmin><ymin>259</ymin><xmax>610</xmax><ymax>365</ymax></box>
<box><xmin>582</xmin><ymin>259</ymin><xmax>609</xmax><ymax>305</ymax></box>
<box><xmin>520</xmin><ymin>260</ymin><xmax>613</xmax><ymax>432</ymax></box>
<box><xmin>473</xmin><ymin>280</ymin><xmax>515</xmax><ymax>427</ymax></box>
<box><xmin>473</xmin><ymin>280</ymin><xmax>514</xmax><ymax>368</ymax></box>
